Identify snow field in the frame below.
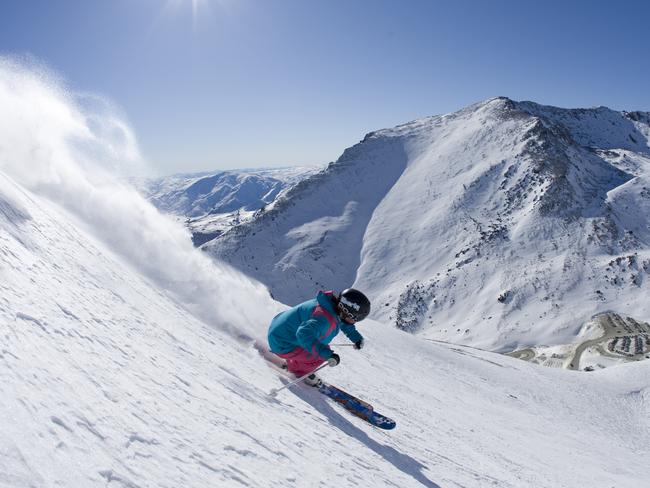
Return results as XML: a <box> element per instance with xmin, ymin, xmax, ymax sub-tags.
<box><xmin>1</xmin><ymin>173</ymin><xmax>648</xmax><ymax>487</ymax></box>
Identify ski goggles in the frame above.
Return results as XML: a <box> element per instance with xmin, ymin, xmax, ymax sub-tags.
<box><xmin>337</xmin><ymin>304</ymin><xmax>358</xmax><ymax>323</ymax></box>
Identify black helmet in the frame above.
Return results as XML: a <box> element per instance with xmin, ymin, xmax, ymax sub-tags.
<box><xmin>337</xmin><ymin>288</ymin><xmax>371</xmax><ymax>322</ymax></box>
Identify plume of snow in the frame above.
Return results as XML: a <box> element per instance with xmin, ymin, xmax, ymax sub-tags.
<box><xmin>0</xmin><ymin>55</ymin><xmax>278</xmax><ymax>339</ymax></box>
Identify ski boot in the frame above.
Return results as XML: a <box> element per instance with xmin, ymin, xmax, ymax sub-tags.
<box><xmin>303</xmin><ymin>373</ymin><xmax>323</xmax><ymax>388</ymax></box>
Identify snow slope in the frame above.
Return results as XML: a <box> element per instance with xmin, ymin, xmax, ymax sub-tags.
<box><xmin>1</xmin><ymin>170</ymin><xmax>649</xmax><ymax>488</ymax></box>
<box><xmin>206</xmin><ymin>98</ymin><xmax>650</xmax><ymax>352</ymax></box>
<box><xmin>204</xmin><ymin>131</ymin><xmax>409</xmax><ymax>301</ymax></box>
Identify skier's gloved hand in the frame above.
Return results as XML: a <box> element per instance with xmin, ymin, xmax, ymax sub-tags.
<box><xmin>354</xmin><ymin>338</ymin><xmax>365</xmax><ymax>350</ymax></box>
<box><xmin>328</xmin><ymin>353</ymin><xmax>340</xmax><ymax>367</ymax></box>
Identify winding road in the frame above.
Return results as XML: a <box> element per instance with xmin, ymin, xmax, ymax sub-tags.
<box><xmin>568</xmin><ymin>313</ymin><xmax>650</xmax><ymax>370</ymax></box>
<box><xmin>506</xmin><ymin>313</ymin><xmax>650</xmax><ymax>370</ymax></box>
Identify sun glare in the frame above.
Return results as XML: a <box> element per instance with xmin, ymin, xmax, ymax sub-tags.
<box><xmin>191</xmin><ymin>0</ymin><xmax>200</xmax><ymax>22</ymax></box>
<box><xmin>164</xmin><ymin>0</ymin><xmax>209</xmax><ymax>27</ymax></box>
<box><xmin>160</xmin><ymin>0</ymin><xmax>237</xmax><ymax>30</ymax></box>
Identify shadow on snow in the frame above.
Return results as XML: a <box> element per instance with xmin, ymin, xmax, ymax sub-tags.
<box><xmin>290</xmin><ymin>386</ymin><xmax>442</xmax><ymax>488</ymax></box>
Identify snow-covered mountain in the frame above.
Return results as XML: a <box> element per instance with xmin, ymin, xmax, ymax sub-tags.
<box><xmin>1</xmin><ymin>58</ymin><xmax>649</xmax><ymax>488</ymax></box>
<box><xmin>133</xmin><ymin>167</ymin><xmax>320</xmax><ymax>245</ymax></box>
<box><xmin>205</xmin><ymin>98</ymin><xmax>650</xmax><ymax>352</ymax></box>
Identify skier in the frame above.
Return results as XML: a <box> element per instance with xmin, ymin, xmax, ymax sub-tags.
<box><xmin>267</xmin><ymin>289</ymin><xmax>371</xmax><ymax>387</ymax></box>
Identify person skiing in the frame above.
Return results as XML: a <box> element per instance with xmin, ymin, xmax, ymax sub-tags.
<box><xmin>267</xmin><ymin>288</ymin><xmax>371</xmax><ymax>387</ymax></box>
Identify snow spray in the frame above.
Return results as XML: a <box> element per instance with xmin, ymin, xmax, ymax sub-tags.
<box><xmin>0</xmin><ymin>56</ymin><xmax>277</xmax><ymax>339</ymax></box>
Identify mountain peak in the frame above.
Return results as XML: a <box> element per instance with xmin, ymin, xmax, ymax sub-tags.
<box><xmin>203</xmin><ymin>98</ymin><xmax>650</xmax><ymax>352</ymax></box>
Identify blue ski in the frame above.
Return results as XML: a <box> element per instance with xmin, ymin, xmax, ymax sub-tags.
<box><xmin>256</xmin><ymin>342</ymin><xmax>396</xmax><ymax>429</ymax></box>
<box><xmin>318</xmin><ymin>383</ymin><xmax>396</xmax><ymax>430</ymax></box>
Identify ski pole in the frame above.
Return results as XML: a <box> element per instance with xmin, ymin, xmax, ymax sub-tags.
<box><xmin>329</xmin><ymin>343</ymin><xmax>355</xmax><ymax>347</ymax></box>
<box><xmin>268</xmin><ymin>363</ymin><xmax>329</xmax><ymax>397</ymax></box>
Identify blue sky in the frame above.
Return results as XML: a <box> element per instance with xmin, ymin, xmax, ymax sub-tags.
<box><xmin>1</xmin><ymin>0</ymin><xmax>649</xmax><ymax>174</ymax></box>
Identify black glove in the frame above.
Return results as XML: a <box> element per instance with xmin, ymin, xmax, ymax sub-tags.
<box><xmin>327</xmin><ymin>353</ymin><xmax>340</xmax><ymax>367</ymax></box>
<box><xmin>354</xmin><ymin>337</ymin><xmax>365</xmax><ymax>350</ymax></box>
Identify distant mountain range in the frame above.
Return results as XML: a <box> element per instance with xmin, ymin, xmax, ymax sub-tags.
<box><xmin>132</xmin><ymin>166</ymin><xmax>321</xmax><ymax>245</ymax></box>
<box><xmin>197</xmin><ymin>97</ymin><xmax>650</xmax><ymax>352</ymax></box>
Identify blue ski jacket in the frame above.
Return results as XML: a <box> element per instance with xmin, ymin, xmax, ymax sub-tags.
<box><xmin>268</xmin><ymin>291</ymin><xmax>363</xmax><ymax>359</ymax></box>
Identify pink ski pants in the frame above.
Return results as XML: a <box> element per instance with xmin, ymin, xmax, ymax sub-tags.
<box><xmin>276</xmin><ymin>347</ymin><xmax>325</xmax><ymax>377</ymax></box>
